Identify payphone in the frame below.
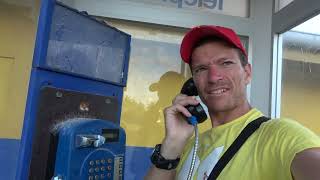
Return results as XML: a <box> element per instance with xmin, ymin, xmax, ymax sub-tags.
<box><xmin>52</xmin><ymin>119</ymin><xmax>125</xmax><ymax>180</ymax></box>
<box><xmin>15</xmin><ymin>1</ymin><xmax>131</xmax><ymax>180</ymax></box>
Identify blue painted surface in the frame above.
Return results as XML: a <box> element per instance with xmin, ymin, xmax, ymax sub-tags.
<box><xmin>125</xmin><ymin>146</ymin><xmax>153</xmax><ymax>180</ymax></box>
<box><xmin>16</xmin><ymin>1</ymin><xmax>131</xmax><ymax>179</ymax></box>
<box><xmin>31</xmin><ymin>0</ymin><xmax>54</xmax><ymax>75</ymax></box>
<box><xmin>0</xmin><ymin>139</ymin><xmax>20</xmax><ymax>180</ymax></box>
<box><xmin>0</xmin><ymin>138</ymin><xmax>152</xmax><ymax>180</ymax></box>
<box><xmin>54</xmin><ymin>119</ymin><xmax>126</xmax><ymax>179</ymax></box>
<box><xmin>16</xmin><ymin>69</ymin><xmax>125</xmax><ymax>180</ymax></box>
<box><xmin>15</xmin><ymin>1</ymin><xmax>54</xmax><ymax>178</ymax></box>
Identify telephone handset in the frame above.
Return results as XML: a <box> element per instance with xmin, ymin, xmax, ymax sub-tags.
<box><xmin>180</xmin><ymin>78</ymin><xmax>207</xmax><ymax>124</ymax></box>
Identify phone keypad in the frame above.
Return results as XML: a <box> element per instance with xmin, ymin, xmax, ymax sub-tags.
<box><xmin>87</xmin><ymin>158</ymin><xmax>115</xmax><ymax>179</ymax></box>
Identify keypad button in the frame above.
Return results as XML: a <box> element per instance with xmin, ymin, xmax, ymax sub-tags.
<box><xmin>89</xmin><ymin>176</ymin><xmax>94</xmax><ymax>180</ymax></box>
<box><xmin>100</xmin><ymin>174</ymin><xmax>105</xmax><ymax>179</ymax></box>
<box><xmin>107</xmin><ymin>166</ymin><xmax>112</xmax><ymax>171</ymax></box>
<box><xmin>89</xmin><ymin>161</ymin><xmax>94</xmax><ymax>166</ymax></box>
<box><xmin>101</xmin><ymin>159</ymin><xmax>105</xmax><ymax>164</ymax></box>
<box><xmin>107</xmin><ymin>159</ymin><xmax>112</xmax><ymax>163</ymax></box>
<box><xmin>107</xmin><ymin>173</ymin><xmax>111</xmax><ymax>178</ymax></box>
<box><xmin>89</xmin><ymin>168</ymin><xmax>94</xmax><ymax>173</ymax></box>
<box><xmin>95</xmin><ymin>175</ymin><xmax>99</xmax><ymax>179</ymax></box>
<box><xmin>95</xmin><ymin>167</ymin><xmax>100</xmax><ymax>172</ymax></box>
<box><xmin>101</xmin><ymin>167</ymin><xmax>106</xmax><ymax>171</ymax></box>
<box><xmin>95</xmin><ymin>160</ymin><xmax>100</xmax><ymax>165</ymax></box>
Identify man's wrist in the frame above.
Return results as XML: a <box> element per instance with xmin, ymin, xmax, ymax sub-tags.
<box><xmin>150</xmin><ymin>144</ymin><xmax>180</xmax><ymax>170</ymax></box>
<box><xmin>160</xmin><ymin>138</ymin><xmax>186</xmax><ymax>159</ymax></box>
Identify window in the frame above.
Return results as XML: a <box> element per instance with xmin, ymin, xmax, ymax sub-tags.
<box><xmin>280</xmin><ymin>14</ymin><xmax>320</xmax><ymax>135</ymax></box>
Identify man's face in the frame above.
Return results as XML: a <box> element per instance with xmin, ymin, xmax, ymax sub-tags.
<box><xmin>191</xmin><ymin>41</ymin><xmax>252</xmax><ymax>113</ymax></box>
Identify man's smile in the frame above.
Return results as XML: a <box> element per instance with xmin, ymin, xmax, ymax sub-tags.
<box><xmin>206</xmin><ymin>87</ymin><xmax>230</xmax><ymax>96</ymax></box>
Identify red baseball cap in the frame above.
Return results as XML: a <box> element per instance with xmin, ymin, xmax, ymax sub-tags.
<box><xmin>180</xmin><ymin>25</ymin><xmax>248</xmax><ymax>64</ymax></box>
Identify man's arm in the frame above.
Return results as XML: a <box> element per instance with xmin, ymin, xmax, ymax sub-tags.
<box><xmin>144</xmin><ymin>94</ymin><xmax>199</xmax><ymax>180</ymax></box>
<box><xmin>144</xmin><ymin>139</ymin><xmax>184</xmax><ymax>180</ymax></box>
<box><xmin>144</xmin><ymin>166</ymin><xmax>176</xmax><ymax>180</ymax></box>
<box><xmin>291</xmin><ymin>147</ymin><xmax>320</xmax><ymax>180</ymax></box>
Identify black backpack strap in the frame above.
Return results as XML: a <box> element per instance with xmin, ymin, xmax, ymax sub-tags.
<box><xmin>208</xmin><ymin>116</ymin><xmax>270</xmax><ymax>180</ymax></box>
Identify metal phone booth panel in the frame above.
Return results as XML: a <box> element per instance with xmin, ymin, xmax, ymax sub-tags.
<box><xmin>15</xmin><ymin>1</ymin><xmax>131</xmax><ymax>180</ymax></box>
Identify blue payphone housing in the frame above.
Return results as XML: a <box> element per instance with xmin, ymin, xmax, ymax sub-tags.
<box><xmin>53</xmin><ymin>119</ymin><xmax>125</xmax><ymax>180</ymax></box>
<box><xmin>15</xmin><ymin>1</ymin><xmax>131</xmax><ymax>180</ymax></box>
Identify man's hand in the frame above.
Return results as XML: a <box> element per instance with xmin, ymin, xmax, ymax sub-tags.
<box><xmin>291</xmin><ymin>147</ymin><xmax>320</xmax><ymax>180</ymax></box>
<box><xmin>144</xmin><ymin>94</ymin><xmax>200</xmax><ymax>180</ymax></box>
<box><xmin>161</xmin><ymin>94</ymin><xmax>200</xmax><ymax>159</ymax></box>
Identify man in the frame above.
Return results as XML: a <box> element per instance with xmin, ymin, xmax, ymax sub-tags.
<box><xmin>145</xmin><ymin>25</ymin><xmax>320</xmax><ymax>180</ymax></box>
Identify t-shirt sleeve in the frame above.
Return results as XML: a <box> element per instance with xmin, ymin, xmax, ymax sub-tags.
<box><xmin>275</xmin><ymin>119</ymin><xmax>320</xmax><ymax>175</ymax></box>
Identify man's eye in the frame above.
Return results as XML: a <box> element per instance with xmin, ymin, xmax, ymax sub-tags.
<box><xmin>222</xmin><ymin>61</ymin><xmax>234</xmax><ymax>66</ymax></box>
<box><xmin>194</xmin><ymin>67</ymin><xmax>207</xmax><ymax>74</ymax></box>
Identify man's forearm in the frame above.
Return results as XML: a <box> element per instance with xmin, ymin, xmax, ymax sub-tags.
<box><xmin>291</xmin><ymin>148</ymin><xmax>320</xmax><ymax>180</ymax></box>
<box><xmin>144</xmin><ymin>165</ymin><xmax>176</xmax><ymax>180</ymax></box>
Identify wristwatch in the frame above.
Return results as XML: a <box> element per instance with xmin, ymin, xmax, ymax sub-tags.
<box><xmin>150</xmin><ymin>144</ymin><xmax>180</xmax><ymax>170</ymax></box>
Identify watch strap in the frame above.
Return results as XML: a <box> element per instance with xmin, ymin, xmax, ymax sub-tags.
<box><xmin>150</xmin><ymin>144</ymin><xmax>180</xmax><ymax>170</ymax></box>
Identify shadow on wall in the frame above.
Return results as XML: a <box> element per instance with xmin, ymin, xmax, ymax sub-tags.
<box><xmin>121</xmin><ymin>70</ymin><xmax>186</xmax><ymax>145</ymax></box>
<box><xmin>122</xmin><ymin>71</ymin><xmax>186</xmax><ymax>179</ymax></box>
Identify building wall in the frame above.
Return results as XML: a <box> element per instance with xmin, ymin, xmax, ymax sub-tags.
<box><xmin>0</xmin><ymin>1</ymin><xmax>39</xmax><ymax>139</ymax></box>
<box><xmin>0</xmin><ymin>1</ymin><xmax>39</xmax><ymax>179</ymax></box>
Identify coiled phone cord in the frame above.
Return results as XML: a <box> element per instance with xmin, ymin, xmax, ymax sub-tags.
<box><xmin>187</xmin><ymin>116</ymin><xmax>199</xmax><ymax>180</ymax></box>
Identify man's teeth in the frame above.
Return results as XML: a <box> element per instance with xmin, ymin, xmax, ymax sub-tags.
<box><xmin>212</xmin><ymin>89</ymin><xmax>227</xmax><ymax>94</ymax></box>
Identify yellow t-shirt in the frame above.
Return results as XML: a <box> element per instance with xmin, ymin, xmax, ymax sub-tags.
<box><xmin>176</xmin><ymin>108</ymin><xmax>320</xmax><ymax>180</ymax></box>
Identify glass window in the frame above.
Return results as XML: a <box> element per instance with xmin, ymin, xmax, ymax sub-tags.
<box><xmin>104</xmin><ymin>20</ymin><xmax>205</xmax><ymax>179</ymax></box>
<box><xmin>103</xmin><ymin>19</ymin><xmax>213</xmax><ymax>147</ymax></box>
<box><xmin>103</xmin><ymin>18</ymin><xmax>249</xmax><ymax>179</ymax></box>
<box><xmin>280</xmin><ymin>14</ymin><xmax>320</xmax><ymax>135</ymax></box>
<box><xmin>104</xmin><ymin>19</ymin><xmax>249</xmax><ymax>147</ymax></box>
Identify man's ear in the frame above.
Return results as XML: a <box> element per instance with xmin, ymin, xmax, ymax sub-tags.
<box><xmin>244</xmin><ymin>63</ymin><xmax>252</xmax><ymax>85</ymax></box>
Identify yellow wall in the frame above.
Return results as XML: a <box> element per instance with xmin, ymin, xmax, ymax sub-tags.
<box><xmin>281</xmin><ymin>71</ymin><xmax>320</xmax><ymax>135</ymax></box>
<box><xmin>0</xmin><ymin>1</ymin><xmax>39</xmax><ymax>139</ymax></box>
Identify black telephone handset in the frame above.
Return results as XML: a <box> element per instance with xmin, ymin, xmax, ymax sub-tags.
<box><xmin>180</xmin><ymin>78</ymin><xmax>207</xmax><ymax>124</ymax></box>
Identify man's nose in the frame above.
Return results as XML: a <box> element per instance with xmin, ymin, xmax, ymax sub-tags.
<box><xmin>208</xmin><ymin>65</ymin><xmax>223</xmax><ymax>82</ymax></box>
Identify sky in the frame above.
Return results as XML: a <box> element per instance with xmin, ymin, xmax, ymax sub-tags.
<box><xmin>292</xmin><ymin>14</ymin><xmax>320</xmax><ymax>35</ymax></box>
